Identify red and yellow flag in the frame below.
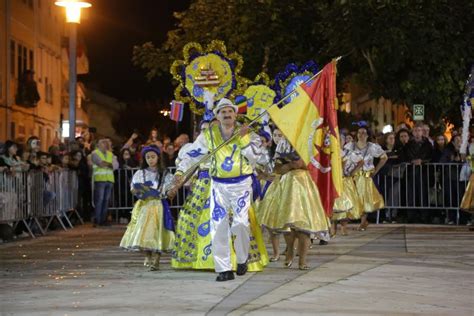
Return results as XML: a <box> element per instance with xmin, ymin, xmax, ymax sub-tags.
<box><xmin>267</xmin><ymin>60</ymin><xmax>343</xmax><ymax>216</ymax></box>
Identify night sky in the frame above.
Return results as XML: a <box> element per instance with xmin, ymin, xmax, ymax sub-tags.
<box><xmin>79</xmin><ymin>0</ymin><xmax>190</xmax><ymax>102</ymax></box>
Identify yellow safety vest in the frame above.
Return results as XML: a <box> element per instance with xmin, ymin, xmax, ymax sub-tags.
<box><xmin>204</xmin><ymin>124</ymin><xmax>253</xmax><ymax>178</ymax></box>
<box><xmin>92</xmin><ymin>149</ymin><xmax>114</xmax><ymax>183</ymax></box>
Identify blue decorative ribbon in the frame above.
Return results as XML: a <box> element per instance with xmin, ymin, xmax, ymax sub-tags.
<box><xmin>261</xmin><ymin>180</ymin><xmax>272</xmax><ymax>199</ymax></box>
<box><xmin>212</xmin><ymin>174</ymin><xmax>251</xmax><ymax>184</ymax></box>
<box><xmin>161</xmin><ymin>200</ymin><xmax>175</xmax><ymax>232</ymax></box>
<box><xmin>251</xmin><ymin>174</ymin><xmax>261</xmax><ymax>202</ymax></box>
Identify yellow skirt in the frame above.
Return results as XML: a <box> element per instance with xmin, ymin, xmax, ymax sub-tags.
<box><xmin>460</xmin><ymin>174</ymin><xmax>474</xmax><ymax>214</ymax></box>
<box><xmin>120</xmin><ymin>199</ymin><xmax>175</xmax><ymax>253</ymax></box>
<box><xmin>343</xmin><ymin>177</ymin><xmax>364</xmax><ymax>220</ymax></box>
<box><xmin>332</xmin><ymin>177</ymin><xmax>354</xmax><ymax>221</ymax></box>
<box><xmin>353</xmin><ymin>173</ymin><xmax>385</xmax><ymax>214</ymax></box>
<box><xmin>258</xmin><ymin>169</ymin><xmax>329</xmax><ymax>234</ymax></box>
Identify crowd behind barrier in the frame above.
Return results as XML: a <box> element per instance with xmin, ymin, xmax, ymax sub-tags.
<box><xmin>373</xmin><ymin>162</ymin><xmax>470</xmax><ymax>225</ymax></box>
<box><xmin>108</xmin><ymin>163</ymin><xmax>471</xmax><ymax>225</ymax></box>
<box><xmin>0</xmin><ymin>170</ymin><xmax>82</xmax><ymax>238</ymax></box>
<box><xmin>0</xmin><ymin>162</ymin><xmax>470</xmax><ymax>239</ymax></box>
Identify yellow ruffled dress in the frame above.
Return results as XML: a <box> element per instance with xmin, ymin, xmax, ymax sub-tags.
<box><xmin>353</xmin><ymin>170</ymin><xmax>385</xmax><ymax>213</ymax></box>
<box><xmin>258</xmin><ymin>168</ymin><xmax>330</xmax><ymax>235</ymax></box>
<box><xmin>345</xmin><ymin>142</ymin><xmax>386</xmax><ymax>214</ymax></box>
<box><xmin>332</xmin><ymin>177</ymin><xmax>354</xmax><ymax>221</ymax></box>
<box><xmin>460</xmin><ymin>157</ymin><xmax>474</xmax><ymax>213</ymax></box>
<box><xmin>120</xmin><ymin>198</ymin><xmax>175</xmax><ymax>253</ymax></box>
<box><xmin>120</xmin><ymin>169</ymin><xmax>175</xmax><ymax>253</ymax></box>
<box><xmin>333</xmin><ymin>151</ymin><xmax>364</xmax><ymax>220</ymax></box>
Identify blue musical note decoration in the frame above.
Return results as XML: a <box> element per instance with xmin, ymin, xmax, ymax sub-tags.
<box><xmin>234</xmin><ymin>191</ymin><xmax>250</xmax><ymax>214</ymax></box>
<box><xmin>212</xmin><ymin>189</ymin><xmax>226</xmax><ymax>221</ymax></box>
<box><xmin>202</xmin><ymin>242</ymin><xmax>212</xmax><ymax>261</ymax></box>
<box><xmin>221</xmin><ymin>144</ymin><xmax>237</xmax><ymax>172</ymax></box>
<box><xmin>187</xmin><ymin>148</ymin><xmax>204</xmax><ymax>158</ymax></box>
<box><xmin>198</xmin><ymin>220</ymin><xmax>210</xmax><ymax>237</ymax></box>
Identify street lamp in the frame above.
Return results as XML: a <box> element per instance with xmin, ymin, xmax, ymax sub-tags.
<box><xmin>55</xmin><ymin>0</ymin><xmax>91</xmax><ymax>143</ymax></box>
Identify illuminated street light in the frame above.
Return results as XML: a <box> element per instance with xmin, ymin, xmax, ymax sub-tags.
<box><xmin>160</xmin><ymin>109</ymin><xmax>171</xmax><ymax>117</ymax></box>
<box><xmin>55</xmin><ymin>0</ymin><xmax>91</xmax><ymax>143</ymax></box>
<box><xmin>55</xmin><ymin>1</ymin><xmax>91</xmax><ymax>23</ymax></box>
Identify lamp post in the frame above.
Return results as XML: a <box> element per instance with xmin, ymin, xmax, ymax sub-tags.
<box><xmin>55</xmin><ymin>0</ymin><xmax>91</xmax><ymax>143</ymax></box>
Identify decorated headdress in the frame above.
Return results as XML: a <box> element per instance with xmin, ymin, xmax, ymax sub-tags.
<box><xmin>272</xmin><ymin>60</ymin><xmax>319</xmax><ymax>105</ymax></box>
<box><xmin>170</xmin><ymin>40</ymin><xmax>247</xmax><ymax>116</ymax></box>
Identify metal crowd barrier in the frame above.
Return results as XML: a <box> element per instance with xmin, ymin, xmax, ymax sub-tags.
<box><xmin>0</xmin><ymin>169</ymin><xmax>83</xmax><ymax>238</ymax></box>
<box><xmin>373</xmin><ymin>162</ymin><xmax>470</xmax><ymax>225</ymax></box>
<box><xmin>109</xmin><ymin>163</ymin><xmax>471</xmax><ymax>225</ymax></box>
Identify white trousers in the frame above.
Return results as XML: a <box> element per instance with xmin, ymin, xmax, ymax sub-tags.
<box><xmin>210</xmin><ymin>176</ymin><xmax>252</xmax><ymax>273</ymax></box>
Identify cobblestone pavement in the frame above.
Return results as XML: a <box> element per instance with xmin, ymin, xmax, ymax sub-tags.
<box><xmin>0</xmin><ymin>224</ymin><xmax>473</xmax><ymax>315</ymax></box>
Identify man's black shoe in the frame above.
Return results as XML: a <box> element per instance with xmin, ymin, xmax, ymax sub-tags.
<box><xmin>236</xmin><ymin>263</ymin><xmax>248</xmax><ymax>276</ymax></box>
<box><xmin>216</xmin><ymin>271</ymin><xmax>235</xmax><ymax>282</ymax></box>
<box><xmin>319</xmin><ymin>240</ymin><xmax>329</xmax><ymax>245</ymax></box>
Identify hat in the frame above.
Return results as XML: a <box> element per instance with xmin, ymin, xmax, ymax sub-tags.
<box><xmin>213</xmin><ymin>98</ymin><xmax>238</xmax><ymax>115</ymax></box>
<box><xmin>141</xmin><ymin>145</ymin><xmax>161</xmax><ymax>157</ymax></box>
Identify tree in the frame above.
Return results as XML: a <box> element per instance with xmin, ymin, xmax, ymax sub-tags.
<box><xmin>133</xmin><ymin>0</ymin><xmax>474</xmax><ymax>125</ymax></box>
<box><xmin>318</xmin><ymin>0</ymin><xmax>474</xmax><ymax>124</ymax></box>
<box><xmin>132</xmin><ymin>0</ymin><xmax>325</xmax><ymax>80</ymax></box>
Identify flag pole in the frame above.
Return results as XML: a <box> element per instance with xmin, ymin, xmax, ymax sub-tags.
<box><xmin>176</xmin><ymin>56</ymin><xmax>342</xmax><ymax>184</ymax></box>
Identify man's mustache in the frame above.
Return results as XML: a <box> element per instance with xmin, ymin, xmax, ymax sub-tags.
<box><xmin>223</xmin><ymin>116</ymin><xmax>232</xmax><ymax>119</ymax></box>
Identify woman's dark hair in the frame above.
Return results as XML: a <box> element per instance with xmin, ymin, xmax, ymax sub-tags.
<box><xmin>148</xmin><ymin>128</ymin><xmax>160</xmax><ymax>141</ymax></box>
<box><xmin>140</xmin><ymin>145</ymin><xmax>162</xmax><ymax>171</ymax></box>
<box><xmin>433</xmin><ymin>134</ymin><xmax>447</xmax><ymax>151</ymax></box>
<box><xmin>383</xmin><ymin>132</ymin><xmax>396</xmax><ymax>147</ymax></box>
<box><xmin>3</xmin><ymin>141</ymin><xmax>18</xmax><ymax>158</ymax></box>
<box><xmin>395</xmin><ymin>128</ymin><xmax>410</xmax><ymax>148</ymax></box>
<box><xmin>354</xmin><ymin>126</ymin><xmax>372</xmax><ymax>141</ymax></box>
<box><xmin>119</xmin><ymin>148</ymin><xmax>138</xmax><ymax>168</ymax></box>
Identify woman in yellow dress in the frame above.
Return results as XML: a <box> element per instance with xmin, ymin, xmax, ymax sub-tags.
<box><xmin>259</xmin><ymin>139</ymin><xmax>330</xmax><ymax>270</ymax></box>
<box><xmin>460</xmin><ymin>143</ymin><xmax>474</xmax><ymax>214</ymax></box>
<box><xmin>255</xmin><ymin>127</ymin><xmax>283</xmax><ymax>261</ymax></box>
<box><xmin>345</xmin><ymin>124</ymin><xmax>387</xmax><ymax>231</ymax></box>
<box><xmin>331</xmin><ymin>141</ymin><xmax>364</xmax><ymax>236</ymax></box>
<box><xmin>120</xmin><ymin>145</ymin><xmax>175</xmax><ymax>270</ymax></box>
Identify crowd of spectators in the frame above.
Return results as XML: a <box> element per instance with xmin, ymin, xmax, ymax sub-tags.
<box><xmin>1</xmin><ymin>122</ymin><xmax>472</xmax><ymax>226</ymax></box>
<box><xmin>340</xmin><ymin>122</ymin><xmax>473</xmax><ymax>225</ymax></box>
<box><xmin>0</xmin><ymin>128</ymin><xmax>190</xmax><ymax>224</ymax></box>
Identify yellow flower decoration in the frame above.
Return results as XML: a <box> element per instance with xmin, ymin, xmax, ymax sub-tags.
<box><xmin>170</xmin><ymin>40</ymin><xmax>247</xmax><ymax>115</ymax></box>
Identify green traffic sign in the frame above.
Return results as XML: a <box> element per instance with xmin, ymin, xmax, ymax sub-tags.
<box><xmin>413</xmin><ymin>104</ymin><xmax>424</xmax><ymax>121</ymax></box>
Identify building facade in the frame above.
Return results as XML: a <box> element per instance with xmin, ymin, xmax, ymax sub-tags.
<box><xmin>0</xmin><ymin>0</ymin><xmax>89</xmax><ymax>150</ymax></box>
<box><xmin>342</xmin><ymin>78</ymin><xmax>410</xmax><ymax>133</ymax></box>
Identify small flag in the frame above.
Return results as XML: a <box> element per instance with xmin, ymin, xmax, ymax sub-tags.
<box><xmin>170</xmin><ymin>100</ymin><xmax>184</xmax><ymax>122</ymax></box>
<box><xmin>235</xmin><ymin>95</ymin><xmax>247</xmax><ymax>114</ymax></box>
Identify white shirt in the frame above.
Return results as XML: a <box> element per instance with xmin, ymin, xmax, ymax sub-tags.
<box><xmin>344</xmin><ymin>142</ymin><xmax>385</xmax><ymax>171</ymax></box>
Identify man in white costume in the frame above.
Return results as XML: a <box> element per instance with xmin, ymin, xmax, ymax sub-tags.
<box><xmin>170</xmin><ymin>98</ymin><xmax>262</xmax><ymax>281</ymax></box>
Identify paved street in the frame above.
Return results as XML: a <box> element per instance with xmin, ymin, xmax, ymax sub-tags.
<box><xmin>0</xmin><ymin>224</ymin><xmax>473</xmax><ymax>316</ymax></box>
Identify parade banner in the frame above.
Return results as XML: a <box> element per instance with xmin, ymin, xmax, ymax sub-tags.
<box><xmin>267</xmin><ymin>61</ymin><xmax>343</xmax><ymax>216</ymax></box>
